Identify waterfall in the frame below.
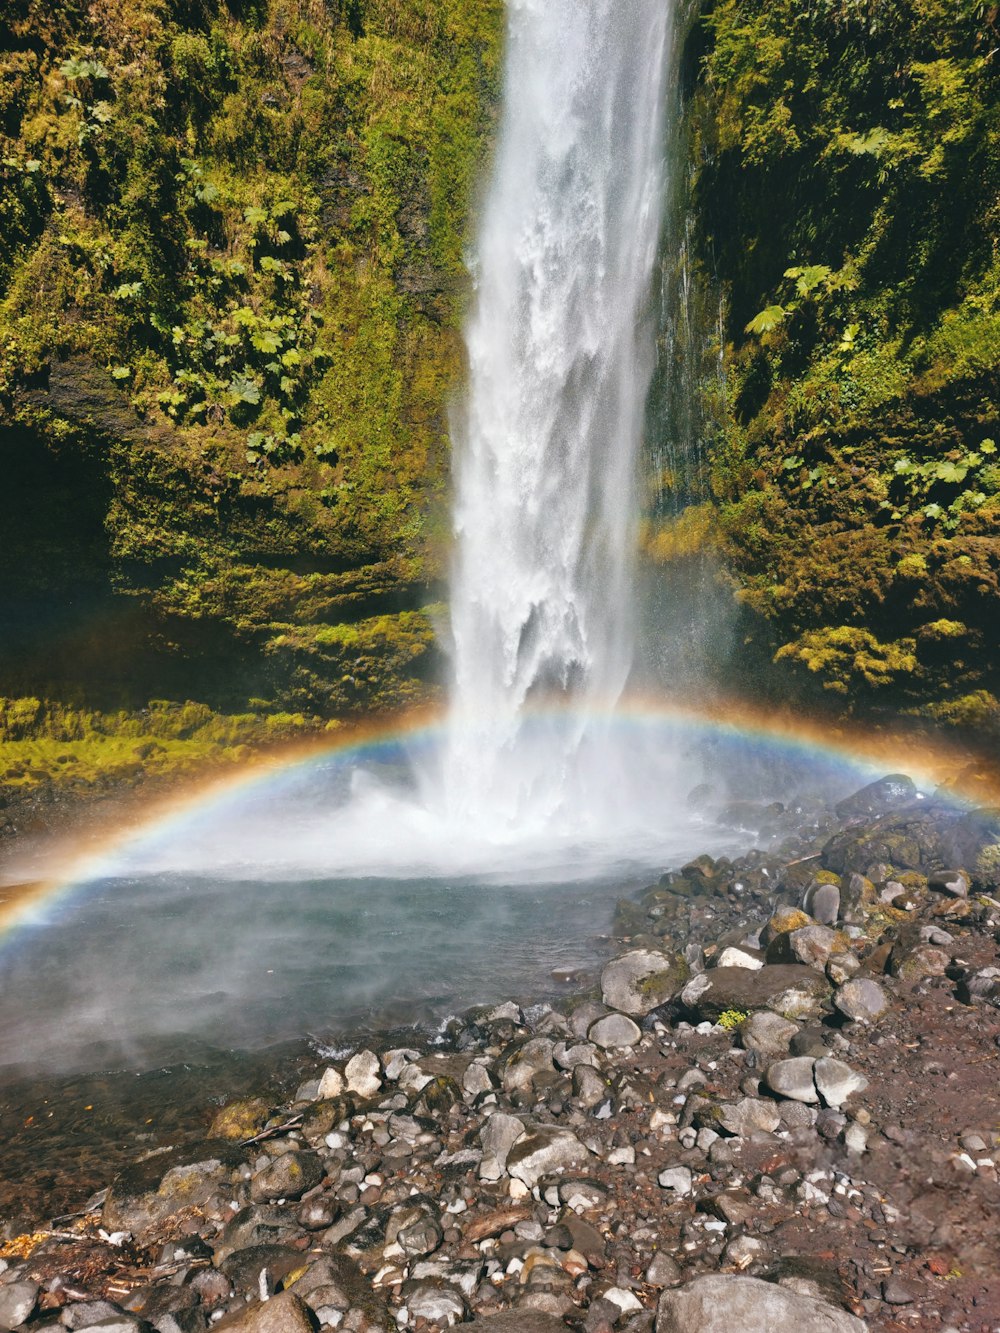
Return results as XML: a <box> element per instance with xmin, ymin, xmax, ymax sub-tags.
<box><xmin>441</xmin><ymin>0</ymin><xmax>672</xmax><ymax>830</ymax></box>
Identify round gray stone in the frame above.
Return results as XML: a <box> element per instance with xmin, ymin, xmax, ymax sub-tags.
<box><xmin>834</xmin><ymin>978</ymin><xmax>887</xmax><ymax>1023</ymax></box>
<box><xmin>765</xmin><ymin>1056</ymin><xmax>819</xmax><ymax>1103</ymax></box>
<box><xmin>588</xmin><ymin>1013</ymin><xmax>642</xmax><ymax>1049</ymax></box>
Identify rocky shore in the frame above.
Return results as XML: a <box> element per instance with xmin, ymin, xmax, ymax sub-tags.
<box><xmin>3</xmin><ymin>776</ymin><xmax>1000</xmax><ymax>1332</ymax></box>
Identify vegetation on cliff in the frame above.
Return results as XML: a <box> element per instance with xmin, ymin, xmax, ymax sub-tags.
<box><xmin>0</xmin><ymin>0</ymin><xmax>501</xmax><ymax>782</ymax></box>
<box><xmin>672</xmin><ymin>0</ymin><xmax>1000</xmax><ymax>719</ymax></box>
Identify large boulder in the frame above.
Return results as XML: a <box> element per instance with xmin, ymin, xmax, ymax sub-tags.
<box><xmin>601</xmin><ymin>949</ymin><xmax>690</xmax><ymax>1015</ymax></box>
<box><xmin>835</xmin><ymin>774</ymin><xmax>917</xmax><ymax>820</ymax></box>
<box><xmin>656</xmin><ymin>1275</ymin><xmax>866</xmax><ymax>1331</ymax></box>
<box><xmin>681</xmin><ymin>964</ymin><xmax>831</xmax><ymax>1022</ymax></box>
<box><xmin>102</xmin><ymin>1141</ymin><xmax>248</xmax><ymax>1238</ymax></box>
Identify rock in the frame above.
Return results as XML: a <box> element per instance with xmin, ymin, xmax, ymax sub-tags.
<box><xmin>588</xmin><ymin>1013</ymin><xmax>642</xmax><ymax>1049</ymax></box>
<box><xmin>657</xmin><ymin>1166</ymin><xmax>692</xmax><ymax>1195</ymax></box>
<box><xmin>928</xmin><ymin>869</ymin><xmax>970</xmax><ymax>898</ymax></box>
<box><xmin>826</xmin><ymin>953</ymin><xmax>860</xmax><ymax>986</ymax></box>
<box><xmin>552</xmin><ymin>1041</ymin><xmax>598</xmax><ymax>1070</ymax></box>
<box><xmin>317</xmin><ymin>1067</ymin><xmax>345</xmax><ymax>1098</ymax></box>
<box><xmin>656</xmin><ymin>1275</ymin><xmax>867</xmax><ymax>1331</ymax></box>
<box><xmin>890</xmin><ymin>943</ymin><xmax>950</xmax><ymax>979</ymax></box>
<box><xmin>404</xmin><ymin>1282</ymin><xmax>466</xmax><ymax>1325</ymax></box>
<box><xmin>881</xmin><ymin>1277</ymin><xmax>917</xmax><ymax>1305</ymax></box>
<box><xmin>397</xmin><ymin>1214</ymin><xmax>444</xmax><ymax>1258</ymax></box>
<box><xmin>803</xmin><ymin>881</ymin><xmax>841</xmax><ymax>927</ymax></box>
<box><xmin>714</xmin><ymin>1098</ymin><xmax>781</xmax><ymax>1138</ymax></box>
<box><xmin>506</xmin><ymin>1126</ymin><xmax>592</xmax><ymax>1189</ymax></box>
<box><xmin>251</xmin><ymin>1150</ymin><xmax>324</xmax><ymax>1202</ymax></box>
<box><xmin>345</xmin><ymin>1050</ymin><xmax>382</xmax><ymax>1098</ymax></box>
<box><xmin>646</xmin><ymin>1252</ymin><xmax>683</xmax><ymax>1286</ymax></box>
<box><xmin>62</xmin><ymin>1322</ymin><xmax>145</xmax><ymax>1333</ymax></box>
<box><xmin>62</xmin><ymin>1301</ymin><xmax>130</xmax><ymax>1329</ymax></box>
<box><xmin>813</xmin><ymin>1057</ymin><xmax>868</xmax><ymax>1108</ymax></box>
<box><xmin>225</xmin><ymin>1292</ymin><xmax>317</xmax><ymax>1333</ymax></box>
<box><xmin>820</xmin><ymin>808</ymin><xmax>975</xmax><ymax>877</ymax></box>
<box><xmin>500</xmin><ymin>1037</ymin><xmax>556</xmax><ymax>1092</ymax></box>
<box><xmin>600</xmin><ymin>950</ymin><xmax>689</xmax><ymax>1016</ymax></box>
<box><xmin>765</xmin><ymin>1057</ymin><xmax>819</xmax><ymax>1103</ymax></box>
<box><xmin>573</xmin><ymin>1064</ymin><xmax>609</xmax><ymax>1108</ymax></box>
<box><xmin>467</xmin><ymin>1314</ymin><xmax>568</xmax><ymax>1332</ymax></box>
<box><xmin>761</xmin><ymin>908</ymin><xmax>814</xmax><ymax>946</ymax></box>
<box><xmin>835</xmin><ymin>774</ymin><xmax>917</xmax><ymax>820</ymax></box>
<box><xmin>0</xmin><ymin>1280</ymin><xmax>39</xmax><ymax>1327</ymax></box>
<box><xmin>716</xmin><ymin>946</ymin><xmax>764</xmax><ymax>970</ymax></box>
<box><xmin>102</xmin><ymin>1142</ymin><xmax>247</xmax><ymax>1238</ymax></box>
<box><xmin>219</xmin><ymin>1244</ymin><xmax>303</xmax><ymax>1296</ymax></box>
<box><xmin>479</xmin><ymin>1113</ymin><xmax>525</xmax><ymax>1181</ymax></box>
<box><xmin>740</xmin><ymin>1011</ymin><xmax>799</xmax><ymax>1061</ymax></box>
<box><xmin>214</xmin><ymin>1205</ymin><xmax>304</xmax><ymax>1264</ymax></box>
<box><xmin>833</xmin><ymin>979</ymin><xmax>887</xmax><ymax>1023</ymax></box>
<box><xmin>681</xmin><ymin>965</ymin><xmax>830</xmax><ymax>1022</ymax></box>
<box><xmin>209</xmin><ymin>1098</ymin><xmax>271</xmax><ymax>1142</ymax></box>
<box><xmin>771</xmin><ymin>926</ymin><xmax>841</xmax><ymax>971</ymax></box>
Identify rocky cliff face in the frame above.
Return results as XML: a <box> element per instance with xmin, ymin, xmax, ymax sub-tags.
<box><xmin>3</xmin><ymin>0</ymin><xmax>999</xmax><ymax>793</ymax></box>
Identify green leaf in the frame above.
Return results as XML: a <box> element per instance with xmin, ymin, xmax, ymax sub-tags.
<box><xmin>110</xmin><ymin>364</ymin><xmax>131</xmax><ymax>380</ymax></box>
<box><xmin>893</xmin><ymin>458</ymin><xmax>913</xmax><ymax>475</ymax></box>
<box><xmin>251</xmin><ymin>331</ymin><xmax>282</xmax><ymax>354</ymax></box>
<box><xmin>745</xmin><ymin>305</ymin><xmax>787</xmax><ymax>336</ymax></box>
<box><xmin>980</xmin><ymin>439</ymin><xmax>997</xmax><ymax>455</ymax></box>
<box><xmin>933</xmin><ymin>461</ymin><xmax>968</xmax><ymax>484</ymax></box>
<box><xmin>784</xmin><ymin>264</ymin><xmax>832</xmax><ymax>296</ymax></box>
<box><xmin>227</xmin><ymin>373</ymin><xmax>261</xmax><ymax>405</ymax></box>
<box><xmin>922</xmin><ymin>502</ymin><xmax>944</xmax><ymax>519</ymax></box>
<box><xmin>243</xmin><ymin>205</ymin><xmax>269</xmax><ymax>226</ymax></box>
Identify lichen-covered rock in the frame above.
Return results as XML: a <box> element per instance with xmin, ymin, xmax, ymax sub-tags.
<box><xmin>682</xmin><ymin>964</ymin><xmax>831</xmax><ymax>1022</ymax></box>
<box><xmin>250</xmin><ymin>1150</ymin><xmax>324</xmax><ymax>1202</ymax></box>
<box><xmin>102</xmin><ymin>1142</ymin><xmax>248</xmax><ymax>1238</ymax></box>
<box><xmin>209</xmin><ymin>1098</ymin><xmax>272</xmax><ymax>1142</ymax></box>
<box><xmin>600</xmin><ymin>949</ymin><xmax>690</xmax><ymax>1016</ymax></box>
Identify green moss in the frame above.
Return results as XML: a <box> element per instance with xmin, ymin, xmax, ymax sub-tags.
<box><xmin>685</xmin><ymin>0</ymin><xmax>1000</xmax><ymax>713</ymax></box>
<box><xmin>0</xmin><ymin>0</ymin><xmax>503</xmax><ymax>740</ymax></box>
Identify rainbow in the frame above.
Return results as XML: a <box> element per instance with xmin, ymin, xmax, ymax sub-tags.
<box><xmin>0</xmin><ymin>694</ymin><xmax>994</xmax><ymax>948</ymax></box>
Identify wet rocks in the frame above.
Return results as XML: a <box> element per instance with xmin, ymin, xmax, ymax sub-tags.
<box><xmin>345</xmin><ymin>1050</ymin><xmax>382</xmax><ymax>1098</ymax></box>
<box><xmin>835</xmin><ymin>774</ymin><xmax>918</xmax><ymax>821</ymax></box>
<box><xmin>479</xmin><ymin>1112</ymin><xmax>525</xmax><ymax>1181</ymax></box>
<box><xmin>13</xmin><ymin>783</ymin><xmax>1000</xmax><ymax>1333</ymax></box>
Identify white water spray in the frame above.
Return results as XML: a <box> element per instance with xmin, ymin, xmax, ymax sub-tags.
<box><xmin>442</xmin><ymin>0</ymin><xmax>673</xmax><ymax>829</ymax></box>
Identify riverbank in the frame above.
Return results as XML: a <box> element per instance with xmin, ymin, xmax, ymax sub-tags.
<box><xmin>2</xmin><ymin>777</ymin><xmax>1000</xmax><ymax>1330</ymax></box>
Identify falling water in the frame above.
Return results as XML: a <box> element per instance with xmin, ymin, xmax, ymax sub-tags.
<box><xmin>442</xmin><ymin>0</ymin><xmax>673</xmax><ymax>828</ymax></box>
